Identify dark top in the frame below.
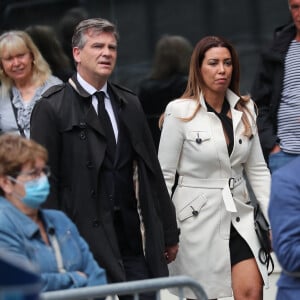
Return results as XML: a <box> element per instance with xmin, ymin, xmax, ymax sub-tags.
<box><xmin>206</xmin><ymin>99</ymin><xmax>234</xmax><ymax>155</ymax></box>
<box><xmin>138</xmin><ymin>74</ymin><xmax>188</xmax><ymax>150</ymax></box>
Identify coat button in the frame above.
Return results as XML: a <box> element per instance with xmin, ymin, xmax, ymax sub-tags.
<box><xmin>79</xmin><ymin>131</ymin><xmax>86</xmax><ymax>140</ymax></box>
<box><xmin>236</xmin><ymin>216</ymin><xmax>240</xmax><ymax>222</ymax></box>
<box><xmin>239</xmin><ymin>139</ymin><xmax>242</xmax><ymax>144</ymax></box>
<box><xmin>86</xmin><ymin>161</ymin><xmax>93</xmax><ymax>168</ymax></box>
<box><xmin>92</xmin><ymin>220</ymin><xmax>100</xmax><ymax>227</ymax></box>
<box><xmin>79</xmin><ymin>122</ymin><xmax>87</xmax><ymax>129</ymax></box>
<box><xmin>196</xmin><ymin>138</ymin><xmax>202</xmax><ymax>144</ymax></box>
<box><xmin>90</xmin><ymin>189</ymin><xmax>96</xmax><ymax>198</ymax></box>
<box><xmin>192</xmin><ymin>210</ymin><xmax>199</xmax><ymax>216</ymax></box>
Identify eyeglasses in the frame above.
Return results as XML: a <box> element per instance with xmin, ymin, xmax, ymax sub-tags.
<box><xmin>12</xmin><ymin>165</ymin><xmax>51</xmax><ymax>179</ymax></box>
<box><xmin>290</xmin><ymin>4</ymin><xmax>300</xmax><ymax>12</ymax></box>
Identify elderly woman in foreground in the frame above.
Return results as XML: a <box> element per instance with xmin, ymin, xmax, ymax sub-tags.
<box><xmin>0</xmin><ymin>134</ymin><xmax>107</xmax><ymax>291</ymax></box>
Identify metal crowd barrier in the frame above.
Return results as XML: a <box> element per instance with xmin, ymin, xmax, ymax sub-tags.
<box><xmin>40</xmin><ymin>275</ymin><xmax>208</xmax><ymax>300</ymax></box>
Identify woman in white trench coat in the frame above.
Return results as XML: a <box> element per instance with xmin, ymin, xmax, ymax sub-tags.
<box><xmin>158</xmin><ymin>36</ymin><xmax>271</xmax><ymax>300</ymax></box>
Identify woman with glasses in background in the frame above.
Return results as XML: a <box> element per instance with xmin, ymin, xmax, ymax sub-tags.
<box><xmin>0</xmin><ymin>134</ymin><xmax>107</xmax><ymax>291</ymax></box>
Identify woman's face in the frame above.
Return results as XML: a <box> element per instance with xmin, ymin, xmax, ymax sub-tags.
<box><xmin>1</xmin><ymin>45</ymin><xmax>34</xmax><ymax>83</ymax></box>
<box><xmin>6</xmin><ymin>157</ymin><xmax>46</xmax><ymax>213</ymax></box>
<box><xmin>200</xmin><ymin>46</ymin><xmax>233</xmax><ymax>96</ymax></box>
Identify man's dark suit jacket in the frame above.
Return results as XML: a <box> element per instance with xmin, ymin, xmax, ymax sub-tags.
<box><xmin>30</xmin><ymin>74</ymin><xmax>179</xmax><ymax>282</ymax></box>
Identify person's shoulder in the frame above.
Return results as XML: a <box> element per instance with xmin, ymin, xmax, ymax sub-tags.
<box><xmin>47</xmin><ymin>75</ymin><xmax>63</xmax><ymax>85</ymax></box>
<box><xmin>0</xmin><ymin>202</ymin><xmax>16</xmax><ymax>228</ymax></box>
<box><xmin>165</xmin><ymin>98</ymin><xmax>197</xmax><ymax>117</ymax></box>
<box><xmin>244</xmin><ymin>97</ymin><xmax>255</xmax><ymax>111</ymax></box>
<box><xmin>263</xmin><ymin>22</ymin><xmax>295</xmax><ymax>56</ymax></box>
<box><xmin>273</xmin><ymin>22</ymin><xmax>295</xmax><ymax>39</ymax></box>
<box><xmin>43</xmin><ymin>209</ymin><xmax>78</xmax><ymax>233</ymax></box>
<box><xmin>110</xmin><ymin>82</ymin><xmax>137</xmax><ymax>97</ymax></box>
<box><xmin>43</xmin><ymin>209</ymin><xmax>69</xmax><ymax>221</ymax></box>
<box><xmin>42</xmin><ymin>83</ymin><xmax>66</xmax><ymax>99</ymax></box>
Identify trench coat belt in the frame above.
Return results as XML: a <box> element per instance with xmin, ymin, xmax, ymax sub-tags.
<box><xmin>177</xmin><ymin>175</ymin><xmax>244</xmax><ymax>213</ymax></box>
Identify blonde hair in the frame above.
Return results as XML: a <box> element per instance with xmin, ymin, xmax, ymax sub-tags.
<box><xmin>0</xmin><ymin>30</ymin><xmax>52</xmax><ymax>96</ymax></box>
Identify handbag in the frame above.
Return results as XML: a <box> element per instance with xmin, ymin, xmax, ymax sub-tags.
<box><xmin>253</xmin><ymin>202</ymin><xmax>274</xmax><ymax>275</ymax></box>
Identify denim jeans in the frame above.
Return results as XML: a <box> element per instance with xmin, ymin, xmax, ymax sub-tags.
<box><xmin>268</xmin><ymin>151</ymin><xmax>299</xmax><ymax>173</ymax></box>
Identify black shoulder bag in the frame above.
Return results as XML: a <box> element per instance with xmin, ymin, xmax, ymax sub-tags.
<box><xmin>253</xmin><ymin>202</ymin><xmax>274</xmax><ymax>275</ymax></box>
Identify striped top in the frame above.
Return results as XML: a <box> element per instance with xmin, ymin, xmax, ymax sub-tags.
<box><xmin>278</xmin><ymin>39</ymin><xmax>300</xmax><ymax>154</ymax></box>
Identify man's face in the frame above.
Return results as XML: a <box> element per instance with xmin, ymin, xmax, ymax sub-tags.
<box><xmin>73</xmin><ymin>30</ymin><xmax>117</xmax><ymax>88</ymax></box>
<box><xmin>290</xmin><ymin>0</ymin><xmax>300</xmax><ymax>33</ymax></box>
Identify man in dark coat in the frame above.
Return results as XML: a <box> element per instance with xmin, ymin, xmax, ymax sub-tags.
<box><xmin>30</xmin><ymin>18</ymin><xmax>179</xmax><ymax>288</ymax></box>
<box><xmin>251</xmin><ymin>0</ymin><xmax>300</xmax><ymax>171</ymax></box>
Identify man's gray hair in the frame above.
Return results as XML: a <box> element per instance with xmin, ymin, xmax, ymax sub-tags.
<box><xmin>72</xmin><ymin>18</ymin><xmax>119</xmax><ymax>49</ymax></box>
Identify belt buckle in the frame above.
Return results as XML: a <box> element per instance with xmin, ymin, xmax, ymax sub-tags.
<box><xmin>228</xmin><ymin>177</ymin><xmax>235</xmax><ymax>190</ymax></box>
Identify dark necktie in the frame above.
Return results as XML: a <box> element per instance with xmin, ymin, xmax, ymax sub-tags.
<box><xmin>95</xmin><ymin>91</ymin><xmax>116</xmax><ymax>157</ymax></box>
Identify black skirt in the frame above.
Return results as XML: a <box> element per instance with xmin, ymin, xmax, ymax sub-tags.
<box><xmin>229</xmin><ymin>224</ymin><xmax>254</xmax><ymax>266</ymax></box>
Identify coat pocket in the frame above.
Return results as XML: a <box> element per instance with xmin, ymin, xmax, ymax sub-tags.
<box><xmin>186</xmin><ymin>130</ymin><xmax>211</xmax><ymax>144</ymax></box>
<box><xmin>177</xmin><ymin>194</ymin><xmax>208</xmax><ymax>222</ymax></box>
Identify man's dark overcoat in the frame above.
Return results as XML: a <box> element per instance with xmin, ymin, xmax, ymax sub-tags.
<box><xmin>30</xmin><ymin>76</ymin><xmax>179</xmax><ymax>282</ymax></box>
<box><xmin>251</xmin><ymin>23</ymin><xmax>296</xmax><ymax>161</ymax></box>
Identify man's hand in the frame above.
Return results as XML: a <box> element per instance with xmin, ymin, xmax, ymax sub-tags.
<box><xmin>76</xmin><ymin>271</ymin><xmax>87</xmax><ymax>278</ymax></box>
<box><xmin>270</xmin><ymin>144</ymin><xmax>281</xmax><ymax>154</ymax></box>
<box><xmin>164</xmin><ymin>244</ymin><xmax>179</xmax><ymax>264</ymax></box>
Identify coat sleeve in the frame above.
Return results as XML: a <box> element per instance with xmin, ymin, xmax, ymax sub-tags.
<box><xmin>268</xmin><ymin>164</ymin><xmax>300</xmax><ymax>273</ymax></box>
<box><xmin>69</xmin><ymin>218</ymin><xmax>107</xmax><ymax>287</ymax></box>
<box><xmin>158</xmin><ymin>101</ymin><xmax>184</xmax><ymax>195</ymax></box>
<box><xmin>133</xmin><ymin>96</ymin><xmax>180</xmax><ymax>247</ymax></box>
<box><xmin>251</xmin><ymin>53</ymin><xmax>278</xmax><ymax>160</ymax></box>
<box><xmin>30</xmin><ymin>99</ymin><xmax>61</xmax><ymax>209</ymax></box>
<box><xmin>243</xmin><ymin>100</ymin><xmax>271</xmax><ymax>222</ymax></box>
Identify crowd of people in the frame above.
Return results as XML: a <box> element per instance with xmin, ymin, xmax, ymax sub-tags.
<box><xmin>0</xmin><ymin>0</ymin><xmax>299</xmax><ymax>299</ymax></box>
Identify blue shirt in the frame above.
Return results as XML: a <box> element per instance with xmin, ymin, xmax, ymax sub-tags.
<box><xmin>0</xmin><ymin>197</ymin><xmax>107</xmax><ymax>292</ymax></box>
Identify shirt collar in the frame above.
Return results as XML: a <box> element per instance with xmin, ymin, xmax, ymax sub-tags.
<box><xmin>0</xmin><ymin>197</ymin><xmax>56</xmax><ymax>239</ymax></box>
<box><xmin>199</xmin><ymin>88</ymin><xmax>240</xmax><ymax>110</ymax></box>
<box><xmin>76</xmin><ymin>73</ymin><xmax>109</xmax><ymax>98</ymax></box>
<box><xmin>0</xmin><ymin>197</ymin><xmax>39</xmax><ymax>238</ymax></box>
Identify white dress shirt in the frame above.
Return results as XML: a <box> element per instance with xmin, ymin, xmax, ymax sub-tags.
<box><xmin>77</xmin><ymin>73</ymin><xmax>118</xmax><ymax>142</ymax></box>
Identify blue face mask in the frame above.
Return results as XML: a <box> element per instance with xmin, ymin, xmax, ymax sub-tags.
<box><xmin>9</xmin><ymin>175</ymin><xmax>50</xmax><ymax>209</ymax></box>
<box><xmin>22</xmin><ymin>175</ymin><xmax>50</xmax><ymax>209</ymax></box>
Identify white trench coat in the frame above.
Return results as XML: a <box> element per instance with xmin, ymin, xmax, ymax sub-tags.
<box><xmin>158</xmin><ymin>89</ymin><xmax>271</xmax><ymax>299</ymax></box>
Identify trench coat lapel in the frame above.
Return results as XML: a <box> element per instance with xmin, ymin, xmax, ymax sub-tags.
<box><xmin>231</xmin><ymin>109</ymin><xmax>243</xmax><ymax>135</ymax></box>
<box><xmin>84</xmin><ymin>104</ymin><xmax>107</xmax><ymax>137</ymax></box>
<box><xmin>108</xmin><ymin>83</ymin><xmax>156</xmax><ymax>173</ymax></box>
<box><xmin>69</xmin><ymin>75</ymin><xmax>107</xmax><ymax>137</ymax></box>
<box><xmin>226</xmin><ymin>89</ymin><xmax>243</xmax><ymax>135</ymax></box>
